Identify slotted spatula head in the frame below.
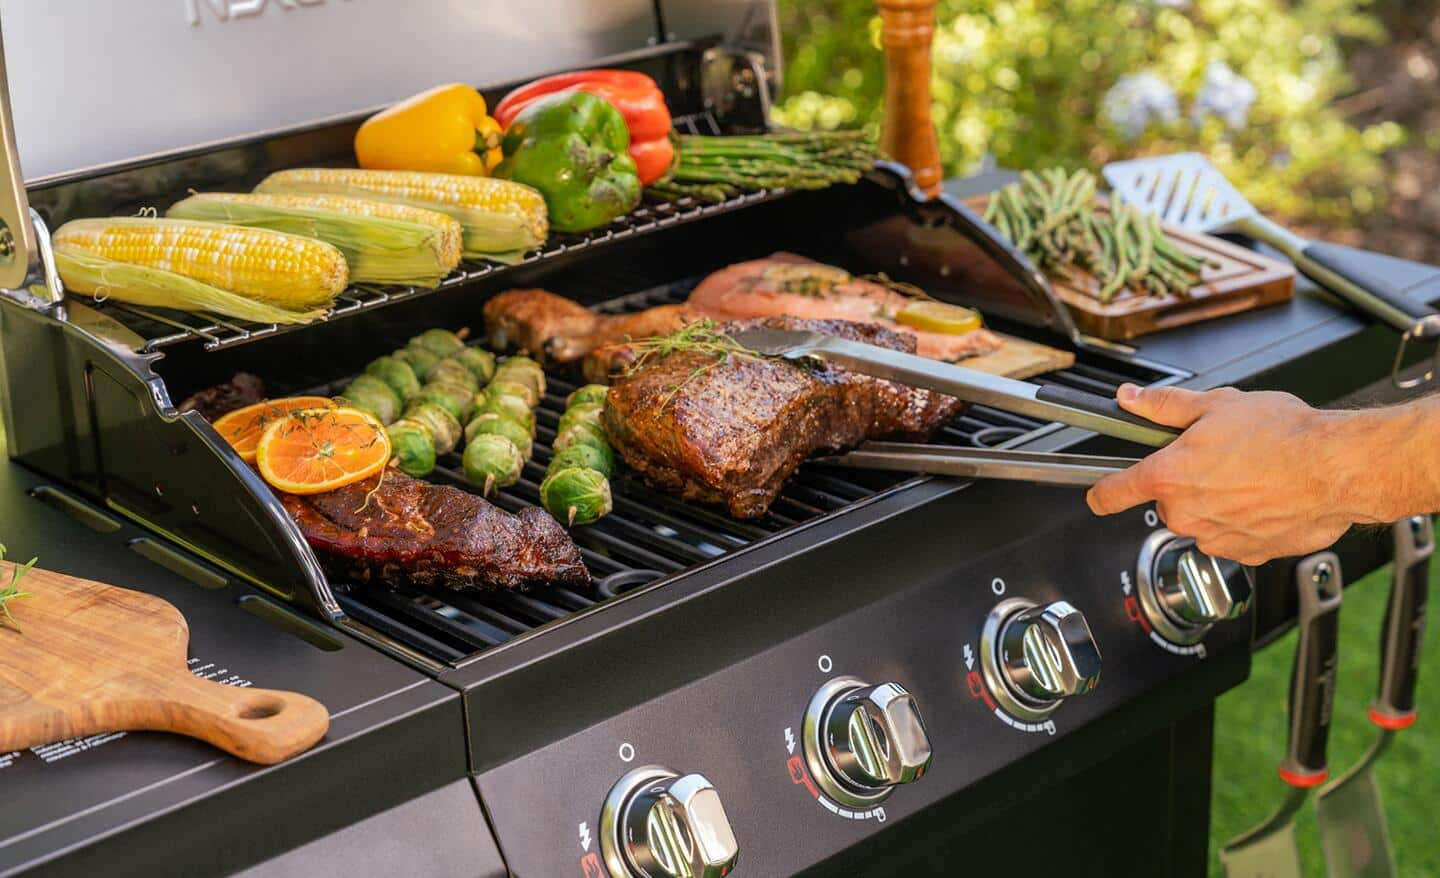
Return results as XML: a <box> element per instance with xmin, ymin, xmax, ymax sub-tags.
<box><xmin>1103</xmin><ymin>153</ymin><xmax>1258</xmax><ymax>234</ymax></box>
<box><xmin>1220</xmin><ymin>784</ymin><xmax>1308</xmax><ymax>878</ymax></box>
<box><xmin>1316</xmin><ymin>752</ymin><xmax>1397</xmax><ymax>878</ymax></box>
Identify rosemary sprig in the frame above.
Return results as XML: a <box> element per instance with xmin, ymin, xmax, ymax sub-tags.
<box><xmin>0</xmin><ymin>543</ymin><xmax>36</xmax><ymax>633</ymax></box>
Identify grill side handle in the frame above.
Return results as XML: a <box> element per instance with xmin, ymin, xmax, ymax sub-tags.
<box><xmin>0</xmin><ymin>10</ymin><xmax>35</xmax><ymax>294</ymax></box>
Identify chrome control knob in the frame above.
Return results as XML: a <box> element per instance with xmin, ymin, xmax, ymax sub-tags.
<box><xmin>600</xmin><ymin>767</ymin><xmax>739</xmax><ymax>878</ymax></box>
<box><xmin>998</xmin><ymin>600</ymin><xmax>1103</xmax><ymax>703</ymax></box>
<box><xmin>802</xmin><ymin>676</ymin><xmax>933</xmax><ymax>807</ymax></box>
<box><xmin>1137</xmin><ymin>530</ymin><xmax>1251</xmax><ymax>644</ymax></box>
<box><xmin>823</xmin><ymin>682</ymin><xmax>933</xmax><ymax>790</ymax></box>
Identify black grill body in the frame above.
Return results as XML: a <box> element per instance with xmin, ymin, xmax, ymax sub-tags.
<box><xmin>0</xmin><ymin>36</ymin><xmax>1425</xmax><ymax>874</ymax></box>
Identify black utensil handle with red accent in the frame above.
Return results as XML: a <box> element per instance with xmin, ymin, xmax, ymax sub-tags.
<box><xmin>1280</xmin><ymin>552</ymin><xmax>1343</xmax><ymax>787</ymax></box>
<box><xmin>1373</xmin><ymin>515</ymin><xmax>1432</xmax><ymax>729</ymax></box>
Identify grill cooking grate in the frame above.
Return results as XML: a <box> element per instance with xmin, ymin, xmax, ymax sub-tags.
<box><xmin>330</xmin><ymin>284</ymin><xmax>1176</xmax><ymax>666</ymax></box>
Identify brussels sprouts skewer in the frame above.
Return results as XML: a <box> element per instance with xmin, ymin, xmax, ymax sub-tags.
<box><xmin>539</xmin><ymin>386</ymin><xmax>614</xmax><ymax>526</ymax></box>
<box><xmin>460</xmin><ymin>354</ymin><xmax>545</xmax><ymax>496</ymax></box>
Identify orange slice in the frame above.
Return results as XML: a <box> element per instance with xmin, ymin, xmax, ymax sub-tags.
<box><xmin>255</xmin><ymin>407</ymin><xmax>391</xmax><ymax>495</ymax></box>
<box><xmin>212</xmin><ymin>396</ymin><xmax>337</xmax><ymax>464</ymax></box>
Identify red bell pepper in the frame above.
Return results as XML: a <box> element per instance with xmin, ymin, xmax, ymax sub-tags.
<box><xmin>495</xmin><ymin>70</ymin><xmax>674</xmax><ymax>185</ymax></box>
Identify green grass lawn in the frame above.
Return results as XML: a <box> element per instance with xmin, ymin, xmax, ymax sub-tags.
<box><xmin>1210</xmin><ymin>535</ymin><xmax>1440</xmax><ymax>876</ymax></box>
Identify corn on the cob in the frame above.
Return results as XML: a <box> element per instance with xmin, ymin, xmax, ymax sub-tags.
<box><xmin>255</xmin><ymin>168</ymin><xmax>548</xmax><ymax>262</ymax></box>
<box><xmin>167</xmin><ymin>192</ymin><xmax>463</xmax><ymax>288</ymax></box>
<box><xmin>54</xmin><ymin>217</ymin><xmax>348</xmax><ymax>311</ymax></box>
<box><xmin>53</xmin><ymin>247</ymin><xmax>327</xmax><ymax>325</ymax></box>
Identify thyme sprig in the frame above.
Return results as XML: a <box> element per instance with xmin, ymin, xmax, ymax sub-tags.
<box><xmin>0</xmin><ymin>543</ymin><xmax>36</xmax><ymax>633</ymax></box>
<box><xmin>626</xmin><ymin>319</ymin><xmax>751</xmax><ymax>370</ymax></box>
<box><xmin>625</xmin><ymin>320</ymin><xmax>765</xmax><ymax>409</ymax></box>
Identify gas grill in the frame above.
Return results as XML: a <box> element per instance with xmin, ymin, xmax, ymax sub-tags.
<box><xmin>0</xmin><ymin>2</ymin><xmax>1426</xmax><ymax>876</ymax></box>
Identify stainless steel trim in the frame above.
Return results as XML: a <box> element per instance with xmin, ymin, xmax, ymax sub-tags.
<box><xmin>1391</xmin><ymin>323</ymin><xmax>1440</xmax><ymax>389</ymax></box>
<box><xmin>802</xmin><ymin>676</ymin><xmax>893</xmax><ymax>808</ymax></box>
<box><xmin>601</xmin><ymin>765</ymin><xmax>677</xmax><ymax>878</ymax></box>
<box><xmin>817</xmin><ymin>443</ymin><xmax>1137</xmax><ymax>487</ymax></box>
<box><xmin>979</xmin><ymin>598</ymin><xmax>1060</xmax><ymax>722</ymax></box>
<box><xmin>1135</xmin><ymin>529</ymin><xmax>1208</xmax><ymax>646</ymax></box>
<box><xmin>28</xmin><ymin>209</ymin><xmax>61</xmax><ymax>306</ymax></box>
<box><xmin>0</xmin><ymin>16</ymin><xmax>34</xmax><ymax>292</ymax></box>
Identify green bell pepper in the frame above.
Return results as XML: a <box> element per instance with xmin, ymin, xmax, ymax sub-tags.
<box><xmin>497</xmin><ymin>91</ymin><xmax>641</xmax><ymax>233</ymax></box>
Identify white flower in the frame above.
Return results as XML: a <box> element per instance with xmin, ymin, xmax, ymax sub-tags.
<box><xmin>1192</xmin><ymin>61</ymin><xmax>1257</xmax><ymax>130</ymax></box>
<box><xmin>1102</xmin><ymin>72</ymin><xmax>1180</xmax><ymax>140</ymax></box>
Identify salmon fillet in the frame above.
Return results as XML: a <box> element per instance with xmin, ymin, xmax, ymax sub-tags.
<box><xmin>687</xmin><ymin>253</ymin><xmax>1004</xmax><ymax>361</ymax></box>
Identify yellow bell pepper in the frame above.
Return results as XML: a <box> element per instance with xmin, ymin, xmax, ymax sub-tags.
<box><xmin>354</xmin><ymin>83</ymin><xmax>503</xmax><ymax>177</ymax></box>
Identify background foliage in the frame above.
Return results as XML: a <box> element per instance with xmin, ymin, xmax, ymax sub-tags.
<box><xmin>774</xmin><ymin>0</ymin><xmax>1406</xmax><ymax>223</ymax></box>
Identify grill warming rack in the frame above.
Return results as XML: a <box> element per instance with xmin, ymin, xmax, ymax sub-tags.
<box><xmin>75</xmin><ymin>111</ymin><xmax>760</xmax><ymax>354</ymax></box>
<box><xmin>324</xmin><ymin>282</ymin><xmax>1175</xmax><ymax>666</ymax></box>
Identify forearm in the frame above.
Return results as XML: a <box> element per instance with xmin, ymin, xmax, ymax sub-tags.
<box><xmin>1322</xmin><ymin>394</ymin><xmax>1440</xmax><ymax>524</ymax></box>
<box><xmin>1089</xmin><ymin>384</ymin><xmax>1440</xmax><ymax>565</ymax></box>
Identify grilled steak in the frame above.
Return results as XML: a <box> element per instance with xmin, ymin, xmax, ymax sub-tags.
<box><xmin>484</xmin><ymin>288</ymin><xmax>700</xmax><ymax>363</ymax></box>
<box><xmin>281</xmin><ymin>469</ymin><xmax>589</xmax><ymax>589</ymax></box>
<box><xmin>603</xmin><ymin>316</ymin><xmax>966</xmax><ymax>518</ymax></box>
<box><xmin>687</xmin><ymin>253</ymin><xmax>1004</xmax><ymax>361</ymax></box>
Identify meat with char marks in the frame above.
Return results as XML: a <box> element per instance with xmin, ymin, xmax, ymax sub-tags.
<box><xmin>602</xmin><ymin>316</ymin><xmax>966</xmax><ymax>519</ymax></box>
<box><xmin>281</xmin><ymin>469</ymin><xmax>589</xmax><ymax>590</ymax></box>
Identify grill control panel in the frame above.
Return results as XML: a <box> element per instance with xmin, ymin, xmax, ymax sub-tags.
<box><xmin>475</xmin><ymin>490</ymin><xmax>1252</xmax><ymax>877</ymax></box>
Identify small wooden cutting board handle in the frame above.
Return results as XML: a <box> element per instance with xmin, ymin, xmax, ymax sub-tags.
<box><xmin>878</xmin><ymin>0</ymin><xmax>942</xmax><ymax>195</ymax></box>
<box><xmin>0</xmin><ymin>564</ymin><xmax>329</xmax><ymax>765</ymax></box>
<box><xmin>0</xmin><ymin>671</ymin><xmax>330</xmax><ymax>766</ymax></box>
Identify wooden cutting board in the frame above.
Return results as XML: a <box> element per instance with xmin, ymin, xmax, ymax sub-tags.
<box><xmin>967</xmin><ymin>196</ymin><xmax>1296</xmax><ymax>340</ymax></box>
<box><xmin>966</xmin><ymin>332</ymin><xmax>1074</xmax><ymax>380</ymax></box>
<box><xmin>0</xmin><ymin>564</ymin><xmax>329</xmax><ymax>765</ymax></box>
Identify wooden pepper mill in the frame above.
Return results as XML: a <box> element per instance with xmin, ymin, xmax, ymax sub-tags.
<box><xmin>877</xmin><ymin>0</ymin><xmax>943</xmax><ymax>196</ymax></box>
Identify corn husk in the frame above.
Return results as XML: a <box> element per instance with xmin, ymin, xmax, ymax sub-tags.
<box><xmin>254</xmin><ymin>168</ymin><xmax>547</xmax><ymax>262</ymax></box>
<box><xmin>53</xmin><ymin>217</ymin><xmax>347</xmax><ymax>311</ymax></box>
<box><xmin>54</xmin><ymin>246</ymin><xmax>326</xmax><ymax>325</ymax></box>
<box><xmin>167</xmin><ymin>192</ymin><xmax>461</xmax><ymax>287</ymax></box>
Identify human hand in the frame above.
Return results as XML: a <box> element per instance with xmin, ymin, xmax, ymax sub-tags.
<box><xmin>1086</xmin><ymin>384</ymin><xmax>1376</xmax><ymax>565</ymax></box>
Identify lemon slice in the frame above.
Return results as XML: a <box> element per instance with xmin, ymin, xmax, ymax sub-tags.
<box><xmin>895</xmin><ymin>301</ymin><xmax>983</xmax><ymax>334</ymax></box>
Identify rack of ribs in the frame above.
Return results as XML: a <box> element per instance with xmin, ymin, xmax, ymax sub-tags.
<box><xmin>281</xmin><ymin>470</ymin><xmax>590</xmax><ymax>590</ymax></box>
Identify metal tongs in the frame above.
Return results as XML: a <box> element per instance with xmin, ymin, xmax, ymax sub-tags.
<box><xmin>726</xmin><ymin>326</ymin><xmax>1172</xmax><ymax>487</ymax></box>
<box><xmin>817</xmin><ymin>442</ymin><xmax>1138</xmax><ymax>487</ymax></box>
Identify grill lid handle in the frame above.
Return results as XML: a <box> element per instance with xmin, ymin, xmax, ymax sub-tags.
<box><xmin>0</xmin><ymin>16</ymin><xmax>34</xmax><ymax>293</ymax></box>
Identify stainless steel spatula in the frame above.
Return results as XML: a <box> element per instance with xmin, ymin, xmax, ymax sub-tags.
<box><xmin>1221</xmin><ymin>552</ymin><xmax>1343</xmax><ymax>878</ymax></box>
<box><xmin>1316</xmin><ymin>515</ymin><xmax>1432</xmax><ymax>878</ymax></box>
<box><xmin>1103</xmin><ymin>154</ymin><xmax>1440</xmax><ymax>384</ymax></box>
